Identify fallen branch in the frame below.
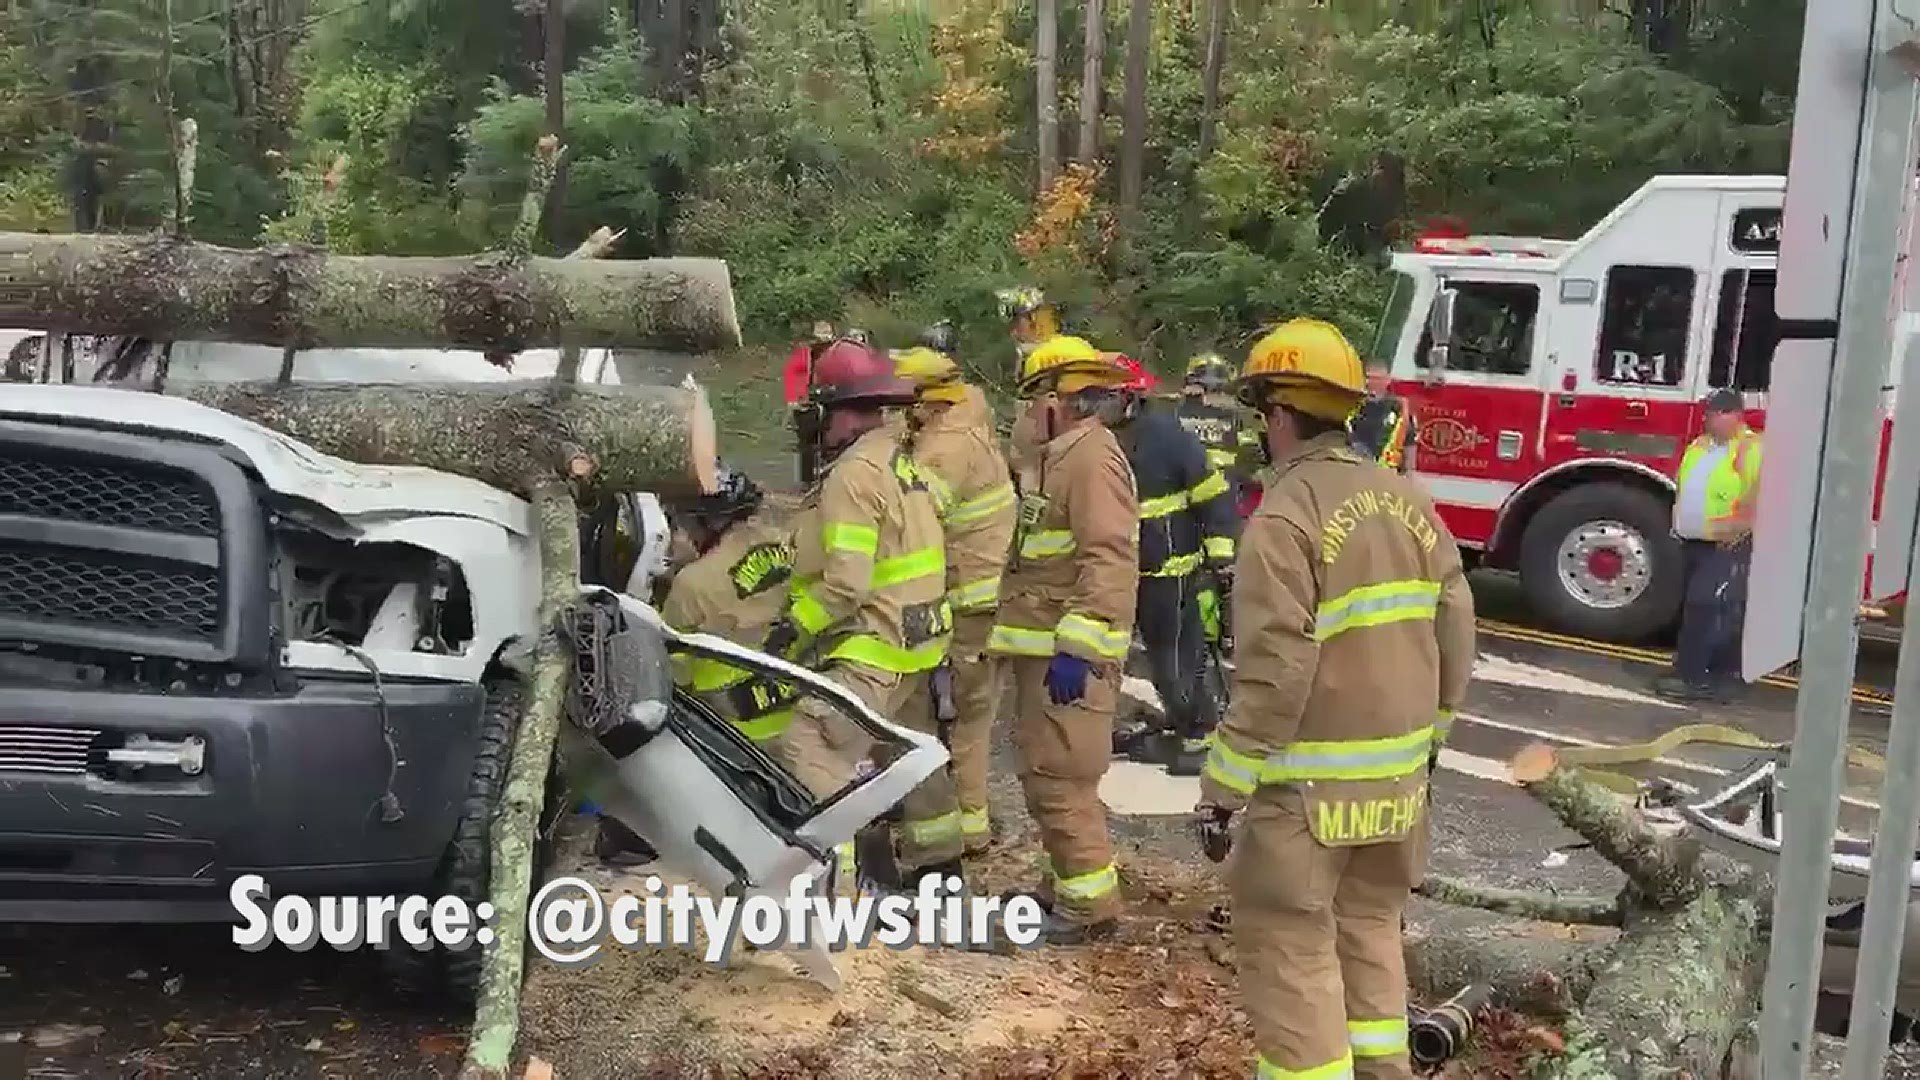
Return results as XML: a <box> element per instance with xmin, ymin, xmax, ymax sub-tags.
<box><xmin>173</xmin><ymin>380</ymin><xmax>718</xmax><ymax>499</ymax></box>
<box><xmin>460</xmin><ymin>481</ymin><xmax>581</xmax><ymax>1080</ymax></box>
<box><xmin>1508</xmin><ymin>743</ymin><xmax>1765</xmax><ymax>1078</ymax></box>
<box><xmin>0</xmin><ymin>233</ymin><xmax>741</xmax><ymax>353</ymax></box>
<box><xmin>1416</xmin><ymin>875</ymin><xmax>1623</xmax><ymax>927</ymax></box>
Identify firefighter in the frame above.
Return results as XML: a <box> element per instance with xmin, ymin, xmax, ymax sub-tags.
<box><xmin>765</xmin><ymin>338</ymin><xmax>968</xmax><ymax>891</ymax></box>
<box><xmin>892</xmin><ymin>334</ymin><xmax>1018</xmax><ymax>855</ymax></box>
<box><xmin>1111</xmin><ymin>365</ymin><xmax>1239</xmax><ymax>776</ymax></box>
<box><xmin>987</xmin><ymin>335</ymin><xmax>1139</xmax><ymax>944</ymax></box>
<box><xmin>658</xmin><ymin>465</ymin><xmax>800</xmax><ymax>747</ymax></box>
<box><xmin>1195</xmin><ymin>317</ymin><xmax>1475</xmax><ymax>1080</ymax></box>
<box><xmin>999</xmin><ymin>286</ymin><xmax>1064</xmax><ymax>494</ymax></box>
<box><xmin>1176</xmin><ymin>353</ymin><xmax>1248</xmax><ymax>479</ymax></box>
<box><xmin>1348</xmin><ymin>369</ymin><xmax>1419</xmax><ymax>473</ymax></box>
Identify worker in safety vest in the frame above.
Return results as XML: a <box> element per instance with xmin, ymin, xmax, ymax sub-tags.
<box><xmin>892</xmin><ymin>331</ymin><xmax>1018</xmax><ymax>855</ymax></box>
<box><xmin>1196</xmin><ymin>318</ymin><xmax>1475</xmax><ymax>1080</ymax></box>
<box><xmin>1110</xmin><ymin>363</ymin><xmax>1239</xmax><ymax>776</ymax></box>
<box><xmin>988</xmin><ymin>335</ymin><xmax>1139</xmax><ymax>944</ymax></box>
<box><xmin>766</xmin><ymin>337</ymin><xmax>968</xmax><ymax>891</ymax></box>
<box><xmin>1655</xmin><ymin>388</ymin><xmax>1762</xmax><ymax>704</ymax></box>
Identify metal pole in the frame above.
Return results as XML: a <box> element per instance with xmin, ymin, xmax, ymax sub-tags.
<box><xmin>1842</xmin><ymin>512</ymin><xmax>1920</xmax><ymax>1076</ymax></box>
<box><xmin>1760</xmin><ymin>0</ymin><xmax>1916</xmax><ymax>1071</ymax></box>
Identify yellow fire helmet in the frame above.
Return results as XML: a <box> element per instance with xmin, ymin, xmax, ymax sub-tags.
<box><xmin>1237</xmin><ymin>318</ymin><xmax>1367</xmax><ymax>422</ymax></box>
<box><xmin>1016</xmin><ymin>334</ymin><xmax>1129</xmax><ymax>397</ymax></box>
<box><xmin>891</xmin><ymin>345</ymin><xmax>968</xmax><ymax>404</ymax></box>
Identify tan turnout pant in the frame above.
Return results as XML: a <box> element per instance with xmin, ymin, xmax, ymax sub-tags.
<box><xmin>1231</xmin><ymin>787</ymin><xmax>1425</xmax><ymax>1080</ymax></box>
<box><xmin>1008</xmin><ymin>656</ymin><xmax>1121</xmax><ymax>924</ymax></box>
<box><xmin>947</xmin><ymin>612</ymin><xmax>1002</xmax><ymax>853</ymax></box>
<box><xmin>779</xmin><ymin>661</ymin><xmax>964</xmax><ymax>871</ymax></box>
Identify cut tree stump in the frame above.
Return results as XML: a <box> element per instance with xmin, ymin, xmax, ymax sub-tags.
<box><xmin>1420</xmin><ymin>743</ymin><xmax>1767</xmax><ymax>1078</ymax></box>
<box><xmin>0</xmin><ymin>231</ymin><xmax>741</xmax><ymax>353</ymax></box>
<box><xmin>174</xmin><ymin>380</ymin><xmax>719</xmax><ymax>498</ymax></box>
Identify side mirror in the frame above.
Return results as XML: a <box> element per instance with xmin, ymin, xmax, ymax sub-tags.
<box><xmin>1425</xmin><ymin>286</ymin><xmax>1459</xmax><ymax>377</ymax></box>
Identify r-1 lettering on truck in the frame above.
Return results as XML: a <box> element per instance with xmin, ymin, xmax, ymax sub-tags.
<box><xmin>1370</xmin><ymin>174</ymin><xmax>1908</xmax><ymax>643</ymax></box>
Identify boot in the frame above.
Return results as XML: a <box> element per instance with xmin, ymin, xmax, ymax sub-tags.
<box><xmin>1166</xmin><ymin>737</ymin><xmax>1209</xmax><ymax>777</ymax></box>
<box><xmin>998</xmin><ymin>886</ymin><xmax>1054</xmax><ymax>914</ymax></box>
<box><xmin>1126</xmin><ymin>730</ymin><xmax>1177</xmax><ymax>766</ymax></box>
<box><xmin>1031</xmin><ymin>912</ymin><xmax>1119</xmax><ymax>946</ymax></box>
<box><xmin>903</xmin><ymin>858</ymin><xmax>968</xmax><ymax>896</ymax></box>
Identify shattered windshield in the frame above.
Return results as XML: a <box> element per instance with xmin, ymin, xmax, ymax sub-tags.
<box><xmin>1368</xmin><ymin>271</ymin><xmax>1417</xmax><ymax>368</ymax></box>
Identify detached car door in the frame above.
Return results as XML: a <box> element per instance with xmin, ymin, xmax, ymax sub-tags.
<box><xmin>553</xmin><ymin>588</ymin><xmax>946</xmax><ymax>942</ymax></box>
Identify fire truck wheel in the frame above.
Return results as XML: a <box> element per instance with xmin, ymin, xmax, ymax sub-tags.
<box><xmin>1518</xmin><ymin>483</ymin><xmax>1683</xmax><ymax>644</ymax></box>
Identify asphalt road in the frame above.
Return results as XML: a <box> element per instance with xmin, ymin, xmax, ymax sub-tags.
<box><xmin>2</xmin><ymin>569</ymin><xmax>1910</xmax><ymax>1077</ymax></box>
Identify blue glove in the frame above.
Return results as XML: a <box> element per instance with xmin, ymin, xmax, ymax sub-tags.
<box><xmin>1045</xmin><ymin>652</ymin><xmax>1092</xmax><ymax>706</ymax></box>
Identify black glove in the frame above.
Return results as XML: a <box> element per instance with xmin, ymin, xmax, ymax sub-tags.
<box><xmin>763</xmin><ymin>618</ymin><xmax>801</xmax><ymax>659</ymax></box>
<box><xmin>1193</xmin><ymin>805</ymin><xmax>1236</xmax><ymax>864</ymax></box>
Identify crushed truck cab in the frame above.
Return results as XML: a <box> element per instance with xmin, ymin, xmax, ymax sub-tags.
<box><xmin>0</xmin><ymin>382</ymin><xmax>945</xmax><ymax>1000</ymax></box>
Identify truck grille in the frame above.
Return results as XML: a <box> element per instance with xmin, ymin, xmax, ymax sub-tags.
<box><xmin>0</xmin><ymin>543</ymin><xmax>221</xmax><ymax>638</ymax></box>
<box><xmin>0</xmin><ymin>725</ymin><xmax>99</xmax><ymax>775</ymax></box>
<box><xmin>0</xmin><ymin>453</ymin><xmax>219</xmax><ymax>536</ymax></box>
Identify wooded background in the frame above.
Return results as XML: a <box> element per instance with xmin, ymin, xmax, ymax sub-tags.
<box><xmin>0</xmin><ymin>0</ymin><xmax>1802</xmax><ymax>373</ymax></box>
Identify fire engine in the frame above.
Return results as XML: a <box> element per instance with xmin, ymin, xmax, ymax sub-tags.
<box><xmin>1372</xmin><ymin>174</ymin><xmax>1906</xmax><ymax>644</ymax></box>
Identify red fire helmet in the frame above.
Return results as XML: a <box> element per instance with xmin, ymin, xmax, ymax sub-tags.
<box><xmin>1111</xmin><ymin>353</ymin><xmax>1159</xmax><ymax>393</ymax></box>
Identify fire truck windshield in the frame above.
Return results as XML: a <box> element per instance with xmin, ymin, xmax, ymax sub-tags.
<box><xmin>1368</xmin><ymin>271</ymin><xmax>1417</xmax><ymax>368</ymax></box>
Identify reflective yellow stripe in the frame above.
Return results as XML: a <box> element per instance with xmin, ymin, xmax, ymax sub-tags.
<box><xmin>1257</xmin><ymin>1052</ymin><xmax>1354</xmax><ymax>1079</ymax></box>
<box><xmin>1140</xmin><ymin>491</ymin><xmax>1190</xmax><ymax>519</ymax></box>
<box><xmin>732</xmin><ymin>708</ymin><xmax>793</xmax><ymax>742</ymax></box>
<box><xmin>949</xmin><ymin>482</ymin><xmax>1014</xmax><ymax>526</ymax></box>
<box><xmin>960</xmin><ymin>807</ymin><xmax>990</xmax><ymax>837</ymax></box>
<box><xmin>1313</xmin><ymin>579</ymin><xmax>1441</xmax><ymax>642</ymax></box>
<box><xmin>1020</xmin><ymin>529</ymin><xmax>1076</xmax><ymax>559</ymax></box>
<box><xmin>1203</xmin><ymin>536</ymin><xmax>1235</xmax><ymax>560</ymax></box>
<box><xmin>1055</xmin><ymin>612</ymin><xmax>1130</xmax><ymax>659</ymax></box>
<box><xmin>1052</xmin><ymin>862</ymin><xmax>1119</xmax><ymax>901</ymax></box>
<box><xmin>1204</xmin><ymin>739</ymin><xmax>1261</xmax><ymax>796</ymax></box>
<box><xmin>904</xmin><ymin>810</ymin><xmax>962</xmax><ymax>847</ymax></box>
<box><xmin>1145</xmin><ymin>551</ymin><xmax>1203</xmax><ymax>578</ymax></box>
<box><xmin>1262</xmin><ymin>725</ymin><xmax>1436</xmax><ymax>783</ymax></box>
<box><xmin>827</xmin><ymin>632</ymin><xmax>950</xmax><ymax>673</ymax></box>
<box><xmin>987</xmin><ymin>625</ymin><xmax>1055</xmax><ymax>656</ymax></box>
<box><xmin>950</xmin><ymin>575</ymin><xmax>1001</xmax><ymax>611</ymax></box>
<box><xmin>789</xmin><ymin>580</ymin><xmax>835</xmax><ymax>634</ymax></box>
<box><xmin>1187</xmin><ymin>470</ymin><xmax>1229</xmax><ymax>503</ymax></box>
<box><xmin>919</xmin><ymin>467</ymin><xmax>955</xmax><ymax>517</ymax></box>
<box><xmin>687</xmin><ymin>655</ymin><xmax>752</xmax><ymax>692</ymax></box>
<box><xmin>822</xmin><ymin>522</ymin><xmax>879</xmax><ymax>556</ymax></box>
<box><xmin>1205</xmin><ymin>448</ymin><xmax>1238</xmax><ymax>468</ymax></box>
<box><xmin>871</xmin><ymin>546</ymin><xmax>945</xmax><ymax>589</ymax></box>
<box><xmin>1347</xmin><ymin>1018</ymin><xmax>1408</xmax><ymax>1059</ymax></box>
<box><xmin>1435</xmin><ymin>707</ymin><xmax>1454</xmax><ymax>742</ymax></box>
<box><xmin>836</xmin><ymin>841</ymin><xmax>856</xmax><ymax>876</ymax></box>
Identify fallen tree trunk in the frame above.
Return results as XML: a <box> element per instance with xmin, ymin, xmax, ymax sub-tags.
<box><xmin>0</xmin><ymin>231</ymin><xmax>741</xmax><ymax>352</ymax></box>
<box><xmin>174</xmin><ymin>380</ymin><xmax>718</xmax><ymax>498</ymax></box>
<box><xmin>1417</xmin><ymin>744</ymin><xmax>1768</xmax><ymax>1077</ymax></box>
<box><xmin>461</xmin><ymin>481</ymin><xmax>581</xmax><ymax>1080</ymax></box>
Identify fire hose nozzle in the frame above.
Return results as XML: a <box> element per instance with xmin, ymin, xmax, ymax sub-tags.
<box><xmin>1408</xmin><ymin>983</ymin><xmax>1492</xmax><ymax>1071</ymax></box>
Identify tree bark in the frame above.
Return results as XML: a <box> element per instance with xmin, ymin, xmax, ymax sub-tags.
<box><xmin>459</xmin><ymin>481</ymin><xmax>580</xmax><ymax>1080</ymax></box>
<box><xmin>0</xmin><ymin>233</ymin><xmax>742</xmax><ymax>352</ymax></box>
<box><xmin>1036</xmin><ymin>0</ymin><xmax>1060</xmax><ymax>191</ymax></box>
<box><xmin>849</xmin><ymin>0</ymin><xmax>886</xmax><ymax>134</ymax></box>
<box><xmin>1197</xmin><ymin>0</ymin><xmax>1228</xmax><ymax>159</ymax></box>
<box><xmin>1118</xmin><ymin>0</ymin><xmax>1151</xmax><ymax>216</ymax></box>
<box><xmin>1077</xmin><ymin>0</ymin><xmax>1104</xmax><ymax>164</ymax></box>
<box><xmin>172</xmin><ymin>380</ymin><xmax>719</xmax><ymax>499</ymax></box>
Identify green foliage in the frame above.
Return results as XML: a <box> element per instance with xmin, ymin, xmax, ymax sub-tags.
<box><xmin>5</xmin><ymin>0</ymin><xmax>1808</xmax><ymax>387</ymax></box>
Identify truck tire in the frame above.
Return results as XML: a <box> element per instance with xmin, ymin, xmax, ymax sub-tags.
<box><xmin>1518</xmin><ymin>483</ymin><xmax>1683</xmax><ymax>644</ymax></box>
<box><xmin>384</xmin><ymin>678</ymin><xmax>561</xmax><ymax>1004</ymax></box>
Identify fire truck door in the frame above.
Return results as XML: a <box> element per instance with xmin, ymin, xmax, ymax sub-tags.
<box><xmin>1539</xmin><ymin>259</ymin><xmax>1712</xmax><ymax>480</ymax></box>
<box><xmin>1397</xmin><ymin>274</ymin><xmax>1551</xmax><ymax>542</ymax></box>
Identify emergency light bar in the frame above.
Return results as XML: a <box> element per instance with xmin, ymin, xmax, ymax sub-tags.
<box><xmin>1410</xmin><ymin>234</ymin><xmax>1570</xmax><ymax>258</ymax></box>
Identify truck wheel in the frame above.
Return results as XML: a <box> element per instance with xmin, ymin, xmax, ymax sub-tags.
<box><xmin>385</xmin><ymin>678</ymin><xmax>562</xmax><ymax>1005</ymax></box>
<box><xmin>1518</xmin><ymin>483</ymin><xmax>1682</xmax><ymax>644</ymax></box>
